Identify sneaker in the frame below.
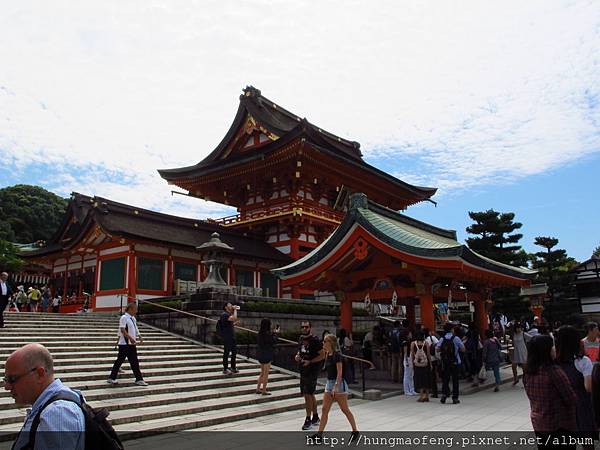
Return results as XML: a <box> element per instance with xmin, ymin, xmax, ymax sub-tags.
<box><xmin>231</xmin><ymin>368</ymin><xmax>239</xmax><ymax>374</ymax></box>
<box><xmin>135</xmin><ymin>380</ymin><xmax>148</xmax><ymax>386</ymax></box>
<box><xmin>311</xmin><ymin>416</ymin><xmax>320</xmax><ymax>427</ymax></box>
<box><xmin>452</xmin><ymin>399</ymin><xmax>460</xmax><ymax>404</ymax></box>
<box><xmin>106</xmin><ymin>379</ymin><xmax>118</xmax><ymax>385</ymax></box>
<box><xmin>349</xmin><ymin>431</ymin><xmax>360</xmax><ymax>444</ymax></box>
<box><xmin>494</xmin><ymin>386</ymin><xmax>499</xmax><ymax>392</ymax></box>
<box><xmin>302</xmin><ymin>418</ymin><xmax>312</xmax><ymax>431</ymax></box>
<box><xmin>223</xmin><ymin>369</ymin><xmax>232</xmax><ymax>375</ymax></box>
<box><xmin>440</xmin><ymin>396</ymin><xmax>447</xmax><ymax>404</ymax></box>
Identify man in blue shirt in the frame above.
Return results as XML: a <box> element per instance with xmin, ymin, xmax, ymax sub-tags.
<box><xmin>5</xmin><ymin>344</ymin><xmax>85</xmax><ymax>450</ymax></box>
<box><xmin>435</xmin><ymin>322</ymin><xmax>466</xmax><ymax>404</ymax></box>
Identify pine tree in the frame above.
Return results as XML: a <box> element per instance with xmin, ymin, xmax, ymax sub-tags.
<box><xmin>465</xmin><ymin>210</ymin><xmax>530</xmax><ymax>319</ymax></box>
<box><xmin>594</xmin><ymin>245</ymin><xmax>600</xmax><ymax>258</ymax></box>
<box><xmin>465</xmin><ymin>209</ymin><xmax>526</xmax><ymax>266</ymax></box>
<box><xmin>532</xmin><ymin>236</ymin><xmax>579</xmax><ymax>321</ymax></box>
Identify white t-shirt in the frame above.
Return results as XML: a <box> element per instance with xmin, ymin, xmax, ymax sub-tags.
<box><xmin>118</xmin><ymin>313</ymin><xmax>140</xmax><ymax>345</ymax></box>
<box><xmin>426</xmin><ymin>335</ymin><xmax>439</xmax><ymax>361</ymax></box>
<box><xmin>0</xmin><ymin>282</ymin><xmax>7</xmax><ymax>296</ymax></box>
<box><xmin>575</xmin><ymin>356</ymin><xmax>593</xmax><ymax>377</ymax></box>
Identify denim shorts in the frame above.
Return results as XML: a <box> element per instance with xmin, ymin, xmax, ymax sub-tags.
<box><xmin>324</xmin><ymin>379</ymin><xmax>349</xmax><ymax>394</ymax></box>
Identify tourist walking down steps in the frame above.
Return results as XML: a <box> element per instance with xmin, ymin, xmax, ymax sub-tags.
<box><xmin>107</xmin><ymin>302</ymin><xmax>148</xmax><ymax>386</ymax></box>
<box><xmin>0</xmin><ymin>272</ymin><xmax>13</xmax><ymax>327</ymax></box>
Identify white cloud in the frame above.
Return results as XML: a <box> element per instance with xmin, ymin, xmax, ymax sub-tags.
<box><xmin>0</xmin><ymin>0</ymin><xmax>599</xmax><ymax>212</ymax></box>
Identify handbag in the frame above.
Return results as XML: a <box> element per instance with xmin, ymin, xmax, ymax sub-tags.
<box><xmin>478</xmin><ymin>365</ymin><xmax>488</xmax><ymax>381</ymax></box>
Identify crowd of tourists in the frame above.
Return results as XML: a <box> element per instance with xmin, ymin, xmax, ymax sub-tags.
<box><xmin>3</xmin><ymin>279</ymin><xmax>599</xmax><ymax>449</ymax></box>
<box><xmin>0</xmin><ymin>273</ymin><xmax>74</xmax><ymax>316</ymax></box>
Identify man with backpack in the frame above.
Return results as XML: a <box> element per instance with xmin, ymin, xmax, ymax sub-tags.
<box><xmin>5</xmin><ymin>343</ymin><xmax>123</xmax><ymax>450</ymax></box>
<box><xmin>435</xmin><ymin>322</ymin><xmax>465</xmax><ymax>404</ymax></box>
<box><xmin>218</xmin><ymin>302</ymin><xmax>240</xmax><ymax>375</ymax></box>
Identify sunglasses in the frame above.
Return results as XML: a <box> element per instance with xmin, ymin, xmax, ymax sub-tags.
<box><xmin>301</xmin><ymin>325</ymin><xmax>310</xmax><ymax>329</ymax></box>
<box><xmin>3</xmin><ymin>368</ymin><xmax>37</xmax><ymax>385</ymax></box>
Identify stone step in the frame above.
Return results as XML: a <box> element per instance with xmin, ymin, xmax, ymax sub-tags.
<box><xmin>0</xmin><ymin>381</ymin><xmax>301</xmax><ymax>426</ymax></box>
<box><xmin>109</xmin><ymin>387</ymin><xmax>304</xmax><ymax>426</ymax></box>
<box><xmin>114</xmin><ymin>396</ymin><xmax>318</xmax><ymax>440</ymax></box>
<box><xmin>0</xmin><ymin>328</ymin><xmax>165</xmax><ymax>336</ymax></box>
<box><xmin>24</xmin><ymin>357</ymin><xmax>229</xmax><ymax>374</ymax></box>
<box><xmin>0</xmin><ymin>367</ymin><xmax>272</xmax><ymax>399</ymax></box>
<box><xmin>1</xmin><ymin>323</ymin><xmax>122</xmax><ymax>329</ymax></box>
<box><xmin>5</xmin><ymin>344</ymin><xmax>200</xmax><ymax>354</ymax></box>
<box><xmin>0</xmin><ymin>352</ymin><xmax>220</xmax><ymax>369</ymax></box>
<box><xmin>0</xmin><ymin>373</ymin><xmax>295</xmax><ymax>411</ymax></box>
<box><xmin>93</xmin><ymin>379</ymin><xmax>299</xmax><ymax>412</ymax></box>
<box><xmin>52</xmin><ymin>361</ymin><xmax>258</xmax><ymax>383</ymax></box>
<box><xmin>3</xmin><ymin>317</ymin><xmax>119</xmax><ymax>325</ymax></box>
<box><xmin>0</xmin><ymin>348</ymin><xmax>216</xmax><ymax>361</ymax></box>
<box><xmin>0</xmin><ymin>395</ymin><xmax>315</xmax><ymax>440</ymax></box>
<box><xmin>0</xmin><ymin>314</ymin><xmax>303</xmax><ymax>441</ymax></box>
<box><xmin>0</xmin><ymin>335</ymin><xmax>182</xmax><ymax>343</ymax></box>
<box><xmin>0</xmin><ymin>341</ymin><xmax>193</xmax><ymax>350</ymax></box>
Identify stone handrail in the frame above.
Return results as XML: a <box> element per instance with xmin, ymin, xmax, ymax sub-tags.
<box><xmin>138</xmin><ymin>298</ymin><xmax>375</xmax><ymax>369</ymax></box>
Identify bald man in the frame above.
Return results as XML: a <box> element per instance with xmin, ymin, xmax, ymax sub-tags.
<box><xmin>5</xmin><ymin>344</ymin><xmax>85</xmax><ymax>450</ymax></box>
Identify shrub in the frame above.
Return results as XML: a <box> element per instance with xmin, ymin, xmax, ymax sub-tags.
<box><xmin>138</xmin><ymin>300</ymin><xmax>182</xmax><ymax>315</ymax></box>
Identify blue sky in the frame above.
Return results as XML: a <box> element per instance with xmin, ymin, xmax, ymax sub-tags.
<box><xmin>1</xmin><ymin>1</ymin><xmax>599</xmax><ymax>262</ymax></box>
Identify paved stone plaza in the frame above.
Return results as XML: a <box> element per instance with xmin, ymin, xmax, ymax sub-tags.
<box><xmin>205</xmin><ymin>383</ymin><xmax>532</xmax><ymax>432</ymax></box>
<box><xmin>126</xmin><ymin>385</ymin><xmax>532</xmax><ymax>449</ymax></box>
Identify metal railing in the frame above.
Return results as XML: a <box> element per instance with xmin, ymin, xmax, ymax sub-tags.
<box><xmin>136</xmin><ymin>298</ymin><xmax>375</xmax><ymax>391</ymax></box>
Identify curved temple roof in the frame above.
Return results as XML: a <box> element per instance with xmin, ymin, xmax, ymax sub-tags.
<box><xmin>23</xmin><ymin>193</ymin><xmax>291</xmax><ymax>264</ymax></box>
<box><xmin>273</xmin><ymin>193</ymin><xmax>536</xmax><ymax>284</ymax></box>
<box><xmin>158</xmin><ymin>86</ymin><xmax>437</xmax><ymax>206</ymax></box>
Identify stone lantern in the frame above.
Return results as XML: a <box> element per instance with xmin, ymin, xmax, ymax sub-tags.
<box><xmin>183</xmin><ymin>232</ymin><xmax>236</xmax><ymax>311</ymax></box>
<box><xmin>196</xmin><ymin>232</ymin><xmax>234</xmax><ymax>287</ymax></box>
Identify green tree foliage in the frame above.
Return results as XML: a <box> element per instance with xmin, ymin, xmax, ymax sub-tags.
<box><xmin>0</xmin><ymin>185</ymin><xmax>68</xmax><ymax>243</ymax></box>
<box><xmin>0</xmin><ymin>240</ymin><xmax>24</xmax><ymax>272</ymax></box>
<box><xmin>531</xmin><ymin>236</ymin><xmax>579</xmax><ymax>322</ymax></box>
<box><xmin>465</xmin><ymin>209</ymin><xmax>528</xmax><ymax>266</ymax></box>
<box><xmin>594</xmin><ymin>245</ymin><xmax>600</xmax><ymax>258</ymax></box>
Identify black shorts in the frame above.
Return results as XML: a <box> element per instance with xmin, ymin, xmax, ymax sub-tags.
<box><xmin>300</xmin><ymin>366</ymin><xmax>320</xmax><ymax>395</ymax></box>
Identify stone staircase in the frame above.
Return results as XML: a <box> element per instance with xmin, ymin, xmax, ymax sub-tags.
<box><xmin>0</xmin><ymin>312</ymin><xmax>313</xmax><ymax>441</ymax></box>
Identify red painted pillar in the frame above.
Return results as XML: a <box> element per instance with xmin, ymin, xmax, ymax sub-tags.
<box><xmin>167</xmin><ymin>255</ymin><xmax>174</xmax><ymax>294</ymax></box>
<box><xmin>340</xmin><ymin>300</ymin><xmax>353</xmax><ymax>333</ymax></box>
<box><xmin>474</xmin><ymin>299</ymin><xmax>488</xmax><ymax>338</ymax></box>
<box><xmin>419</xmin><ymin>287</ymin><xmax>435</xmax><ymax>331</ymax></box>
<box><xmin>127</xmin><ymin>247</ymin><xmax>136</xmax><ymax>303</ymax></box>
<box><xmin>406</xmin><ymin>298</ymin><xmax>416</xmax><ymax>326</ymax></box>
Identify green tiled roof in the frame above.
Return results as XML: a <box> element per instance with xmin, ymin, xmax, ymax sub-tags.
<box><xmin>358</xmin><ymin>208</ymin><xmax>461</xmax><ymax>250</ymax></box>
<box><xmin>273</xmin><ymin>193</ymin><xmax>536</xmax><ymax>281</ymax></box>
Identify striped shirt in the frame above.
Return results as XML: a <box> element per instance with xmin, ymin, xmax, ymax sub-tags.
<box><xmin>12</xmin><ymin>379</ymin><xmax>85</xmax><ymax>450</ymax></box>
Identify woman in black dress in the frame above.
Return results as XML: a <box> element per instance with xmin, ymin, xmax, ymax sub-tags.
<box><xmin>410</xmin><ymin>331</ymin><xmax>432</xmax><ymax>402</ymax></box>
<box><xmin>256</xmin><ymin>319</ymin><xmax>279</xmax><ymax>395</ymax></box>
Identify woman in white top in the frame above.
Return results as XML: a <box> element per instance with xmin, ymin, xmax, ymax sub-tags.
<box><xmin>403</xmin><ymin>337</ymin><xmax>416</xmax><ymax>396</ymax></box>
<box><xmin>509</xmin><ymin>321</ymin><xmax>531</xmax><ymax>385</ymax></box>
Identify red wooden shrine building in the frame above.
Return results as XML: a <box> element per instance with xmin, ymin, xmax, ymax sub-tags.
<box><xmin>273</xmin><ymin>193</ymin><xmax>535</xmax><ymax>333</ymax></box>
<box><xmin>159</xmin><ymin>86</ymin><xmax>437</xmax><ymax>299</ymax></box>
<box><xmin>22</xmin><ymin>86</ymin><xmax>535</xmax><ymax>321</ymax></box>
<box><xmin>22</xmin><ymin>193</ymin><xmax>289</xmax><ymax>312</ymax></box>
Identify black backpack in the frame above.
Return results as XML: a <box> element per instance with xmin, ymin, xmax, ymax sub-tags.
<box><xmin>439</xmin><ymin>336</ymin><xmax>457</xmax><ymax>366</ymax></box>
<box><xmin>26</xmin><ymin>392</ymin><xmax>124</xmax><ymax>450</ymax></box>
<box><xmin>215</xmin><ymin>318</ymin><xmax>223</xmax><ymax>335</ymax></box>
